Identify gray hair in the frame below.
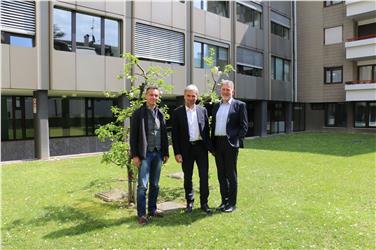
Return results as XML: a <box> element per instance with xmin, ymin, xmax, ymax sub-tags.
<box><xmin>220</xmin><ymin>80</ymin><xmax>234</xmax><ymax>89</ymax></box>
<box><xmin>184</xmin><ymin>84</ymin><xmax>199</xmax><ymax>95</ymax></box>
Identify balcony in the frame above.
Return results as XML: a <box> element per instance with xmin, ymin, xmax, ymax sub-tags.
<box><xmin>345</xmin><ymin>80</ymin><xmax>376</xmax><ymax>101</ymax></box>
<box><xmin>346</xmin><ymin>0</ymin><xmax>376</xmax><ymax>20</ymax></box>
<box><xmin>345</xmin><ymin>34</ymin><xmax>376</xmax><ymax>60</ymax></box>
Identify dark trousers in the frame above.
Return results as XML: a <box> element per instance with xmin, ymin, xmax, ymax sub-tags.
<box><xmin>214</xmin><ymin>136</ymin><xmax>239</xmax><ymax>206</ymax></box>
<box><xmin>182</xmin><ymin>142</ymin><xmax>209</xmax><ymax>206</ymax></box>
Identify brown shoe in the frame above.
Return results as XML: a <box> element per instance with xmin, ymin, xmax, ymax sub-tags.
<box><xmin>138</xmin><ymin>216</ymin><xmax>149</xmax><ymax>225</ymax></box>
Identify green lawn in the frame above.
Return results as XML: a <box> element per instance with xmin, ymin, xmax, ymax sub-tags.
<box><xmin>2</xmin><ymin>132</ymin><xmax>375</xmax><ymax>249</ymax></box>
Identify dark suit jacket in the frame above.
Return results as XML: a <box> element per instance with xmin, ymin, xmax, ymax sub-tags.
<box><xmin>130</xmin><ymin>104</ymin><xmax>169</xmax><ymax>160</ymax></box>
<box><xmin>172</xmin><ymin>105</ymin><xmax>213</xmax><ymax>158</ymax></box>
<box><xmin>211</xmin><ymin>99</ymin><xmax>248</xmax><ymax>148</ymax></box>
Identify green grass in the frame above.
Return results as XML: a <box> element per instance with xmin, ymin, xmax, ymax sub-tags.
<box><xmin>2</xmin><ymin>132</ymin><xmax>375</xmax><ymax>249</ymax></box>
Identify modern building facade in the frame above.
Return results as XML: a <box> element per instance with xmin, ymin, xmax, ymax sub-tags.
<box><xmin>297</xmin><ymin>1</ymin><xmax>376</xmax><ymax>132</ymax></box>
<box><xmin>4</xmin><ymin>0</ymin><xmax>372</xmax><ymax>162</ymax></box>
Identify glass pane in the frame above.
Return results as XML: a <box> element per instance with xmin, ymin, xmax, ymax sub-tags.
<box><xmin>54</xmin><ymin>8</ymin><xmax>72</xmax><ymax>52</ymax></box>
<box><xmin>48</xmin><ymin>98</ymin><xmax>63</xmax><ymax>137</ymax></box>
<box><xmin>105</xmin><ymin>19</ymin><xmax>120</xmax><ymax>57</ymax></box>
<box><xmin>284</xmin><ymin>60</ymin><xmax>290</xmax><ymax>81</ymax></box>
<box><xmin>69</xmin><ymin>99</ymin><xmax>86</xmax><ymax>136</ymax></box>
<box><xmin>218</xmin><ymin>47</ymin><xmax>228</xmax><ymax>69</ymax></box>
<box><xmin>325</xmin><ymin>69</ymin><xmax>331</xmax><ymax>83</ymax></box>
<box><xmin>332</xmin><ymin>69</ymin><xmax>342</xmax><ymax>83</ymax></box>
<box><xmin>276</xmin><ymin>58</ymin><xmax>283</xmax><ymax>80</ymax></box>
<box><xmin>326</xmin><ymin>104</ymin><xmax>336</xmax><ymax>126</ymax></box>
<box><xmin>24</xmin><ymin>97</ymin><xmax>34</xmax><ymax>139</ymax></box>
<box><xmin>373</xmin><ymin>66</ymin><xmax>376</xmax><ymax>81</ymax></box>
<box><xmin>254</xmin><ymin>11</ymin><xmax>261</xmax><ymax>29</ymax></box>
<box><xmin>354</xmin><ymin>102</ymin><xmax>367</xmax><ymax>127</ymax></box>
<box><xmin>76</xmin><ymin>13</ymin><xmax>101</xmax><ymax>55</ymax></box>
<box><xmin>10</xmin><ymin>36</ymin><xmax>33</xmax><ymax>47</ymax></box>
<box><xmin>359</xmin><ymin>66</ymin><xmax>372</xmax><ymax>81</ymax></box>
<box><xmin>207</xmin><ymin>1</ymin><xmax>228</xmax><ymax>17</ymax></box>
<box><xmin>1</xmin><ymin>97</ymin><xmax>13</xmax><ymax>140</ymax></box>
<box><xmin>236</xmin><ymin>3</ymin><xmax>252</xmax><ymax>25</ymax></box>
<box><xmin>193</xmin><ymin>0</ymin><xmax>202</xmax><ymax>9</ymax></box>
<box><xmin>336</xmin><ymin>103</ymin><xmax>346</xmax><ymax>127</ymax></box>
<box><xmin>93</xmin><ymin>99</ymin><xmax>114</xmax><ymax>130</ymax></box>
<box><xmin>203</xmin><ymin>44</ymin><xmax>217</xmax><ymax>69</ymax></box>
<box><xmin>194</xmin><ymin>42</ymin><xmax>202</xmax><ymax>68</ymax></box>
<box><xmin>369</xmin><ymin>102</ymin><xmax>376</xmax><ymax>127</ymax></box>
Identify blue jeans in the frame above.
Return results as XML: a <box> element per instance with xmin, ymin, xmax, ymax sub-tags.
<box><xmin>137</xmin><ymin>150</ymin><xmax>162</xmax><ymax>217</ymax></box>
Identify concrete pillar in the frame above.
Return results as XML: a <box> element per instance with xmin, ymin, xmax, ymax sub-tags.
<box><xmin>33</xmin><ymin>90</ymin><xmax>49</xmax><ymax>159</ymax></box>
<box><xmin>255</xmin><ymin>101</ymin><xmax>268</xmax><ymax>137</ymax></box>
<box><xmin>285</xmin><ymin>102</ymin><xmax>293</xmax><ymax>133</ymax></box>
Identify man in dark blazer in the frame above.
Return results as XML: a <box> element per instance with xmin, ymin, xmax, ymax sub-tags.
<box><xmin>211</xmin><ymin>80</ymin><xmax>248</xmax><ymax>213</ymax></box>
<box><xmin>172</xmin><ymin>84</ymin><xmax>213</xmax><ymax>214</ymax></box>
<box><xmin>130</xmin><ymin>86</ymin><xmax>169</xmax><ymax>225</ymax></box>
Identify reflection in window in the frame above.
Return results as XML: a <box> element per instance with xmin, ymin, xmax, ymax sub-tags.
<box><xmin>237</xmin><ymin>65</ymin><xmax>262</xmax><ymax>77</ymax></box>
<box><xmin>271</xmin><ymin>22</ymin><xmax>289</xmax><ymax>39</ymax></box>
<box><xmin>271</xmin><ymin>56</ymin><xmax>290</xmax><ymax>81</ymax></box>
<box><xmin>105</xmin><ymin>19</ymin><xmax>121</xmax><ymax>57</ymax></box>
<box><xmin>237</xmin><ymin>47</ymin><xmax>263</xmax><ymax>77</ymax></box>
<box><xmin>194</xmin><ymin>42</ymin><xmax>202</xmax><ymax>68</ymax></box>
<box><xmin>324</xmin><ymin>67</ymin><xmax>342</xmax><ymax>84</ymax></box>
<box><xmin>1</xmin><ymin>32</ymin><xmax>34</xmax><ymax>47</ymax></box>
<box><xmin>236</xmin><ymin>3</ymin><xmax>262</xmax><ymax>29</ymax></box>
<box><xmin>268</xmin><ymin>102</ymin><xmax>285</xmax><ymax>134</ymax></box>
<box><xmin>1</xmin><ymin>96</ymin><xmax>34</xmax><ymax>141</ymax></box>
<box><xmin>53</xmin><ymin>7</ymin><xmax>121</xmax><ymax>57</ymax></box>
<box><xmin>194</xmin><ymin>41</ymin><xmax>228</xmax><ymax>69</ymax></box>
<box><xmin>358</xmin><ymin>65</ymin><xmax>376</xmax><ymax>82</ymax></box>
<box><xmin>48</xmin><ymin>97</ymin><xmax>116</xmax><ymax>138</ymax></box>
<box><xmin>76</xmin><ymin>13</ymin><xmax>101</xmax><ymax>55</ymax></box>
<box><xmin>193</xmin><ymin>0</ymin><xmax>229</xmax><ymax>18</ymax></box>
<box><xmin>354</xmin><ymin>102</ymin><xmax>376</xmax><ymax>128</ymax></box>
<box><xmin>53</xmin><ymin>8</ymin><xmax>72</xmax><ymax>51</ymax></box>
<box><xmin>325</xmin><ymin>103</ymin><xmax>346</xmax><ymax>127</ymax></box>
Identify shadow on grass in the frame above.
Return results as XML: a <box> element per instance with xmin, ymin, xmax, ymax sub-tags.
<box><xmin>244</xmin><ymin>132</ymin><xmax>376</xmax><ymax>157</ymax></box>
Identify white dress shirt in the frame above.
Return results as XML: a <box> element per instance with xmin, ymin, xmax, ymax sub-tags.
<box><xmin>215</xmin><ymin>98</ymin><xmax>233</xmax><ymax>136</ymax></box>
<box><xmin>186</xmin><ymin>105</ymin><xmax>201</xmax><ymax>142</ymax></box>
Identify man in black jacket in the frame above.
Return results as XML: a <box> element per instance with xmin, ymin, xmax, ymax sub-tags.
<box><xmin>130</xmin><ymin>86</ymin><xmax>169</xmax><ymax>225</ymax></box>
<box><xmin>172</xmin><ymin>84</ymin><xmax>213</xmax><ymax>214</ymax></box>
<box><xmin>211</xmin><ymin>80</ymin><xmax>248</xmax><ymax>213</ymax></box>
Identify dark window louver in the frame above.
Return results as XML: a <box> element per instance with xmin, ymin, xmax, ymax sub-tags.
<box><xmin>135</xmin><ymin>23</ymin><xmax>184</xmax><ymax>64</ymax></box>
<box><xmin>0</xmin><ymin>0</ymin><xmax>36</xmax><ymax>35</ymax></box>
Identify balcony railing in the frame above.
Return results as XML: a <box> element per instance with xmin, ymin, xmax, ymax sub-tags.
<box><xmin>346</xmin><ymin>80</ymin><xmax>376</xmax><ymax>84</ymax></box>
<box><xmin>346</xmin><ymin>34</ymin><xmax>376</xmax><ymax>42</ymax></box>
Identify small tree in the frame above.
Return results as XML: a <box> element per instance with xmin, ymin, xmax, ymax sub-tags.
<box><xmin>199</xmin><ymin>48</ymin><xmax>235</xmax><ymax>106</ymax></box>
<box><xmin>96</xmin><ymin>53</ymin><xmax>173</xmax><ymax>206</ymax></box>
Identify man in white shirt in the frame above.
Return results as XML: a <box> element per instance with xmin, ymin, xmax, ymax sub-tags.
<box><xmin>172</xmin><ymin>84</ymin><xmax>214</xmax><ymax>214</ymax></box>
<box><xmin>211</xmin><ymin>80</ymin><xmax>248</xmax><ymax>213</ymax></box>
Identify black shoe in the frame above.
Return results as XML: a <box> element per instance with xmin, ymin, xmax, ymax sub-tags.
<box><xmin>200</xmin><ymin>204</ymin><xmax>212</xmax><ymax>215</ymax></box>
<box><xmin>224</xmin><ymin>204</ymin><xmax>236</xmax><ymax>213</ymax></box>
<box><xmin>185</xmin><ymin>202</ymin><xmax>193</xmax><ymax>213</ymax></box>
<box><xmin>216</xmin><ymin>203</ymin><xmax>227</xmax><ymax>212</ymax></box>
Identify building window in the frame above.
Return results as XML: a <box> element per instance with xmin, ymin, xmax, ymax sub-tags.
<box><xmin>193</xmin><ymin>0</ymin><xmax>229</xmax><ymax>18</ymax></box>
<box><xmin>324</xmin><ymin>66</ymin><xmax>343</xmax><ymax>84</ymax></box>
<box><xmin>358</xmin><ymin>65</ymin><xmax>376</xmax><ymax>82</ymax></box>
<box><xmin>267</xmin><ymin>102</ymin><xmax>286</xmax><ymax>134</ymax></box>
<box><xmin>135</xmin><ymin>23</ymin><xmax>185</xmax><ymax>64</ymax></box>
<box><xmin>1</xmin><ymin>96</ymin><xmax>34</xmax><ymax>141</ymax></box>
<box><xmin>53</xmin><ymin>7</ymin><xmax>122</xmax><ymax>57</ymax></box>
<box><xmin>354</xmin><ymin>102</ymin><xmax>376</xmax><ymax>128</ymax></box>
<box><xmin>271</xmin><ymin>56</ymin><xmax>290</xmax><ymax>81</ymax></box>
<box><xmin>1</xmin><ymin>32</ymin><xmax>34</xmax><ymax>47</ymax></box>
<box><xmin>194</xmin><ymin>41</ymin><xmax>229</xmax><ymax>69</ymax></box>
<box><xmin>324</xmin><ymin>1</ymin><xmax>343</xmax><ymax>7</ymax></box>
<box><xmin>271</xmin><ymin>22</ymin><xmax>289</xmax><ymax>39</ymax></box>
<box><xmin>293</xmin><ymin>103</ymin><xmax>305</xmax><ymax>132</ymax></box>
<box><xmin>358</xmin><ymin>22</ymin><xmax>376</xmax><ymax>37</ymax></box>
<box><xmin>237</xmin><ymin>47</ymin><xmax>263</xmax><ymax>77</ymax></box>
<box><xmin>48</xmin><ymin>97</ymin><xmax>116</xmax><ymax>138</ymax></box>
<box><xmin>324</xmin><ymin>26</ymin><xmax>342</xmax><ymax>45</ymax></box>
<box><xmin>0</xmin><ymin>1</ymin><xmax>36</xmax><ymax>46</ymax></box>
<box><xmin>325</xmin><ymin>103</ymin><xmax>346</xmax><ymax>127</ymax></box>
<box><xmin>236</xmin><ymin>3</ymin><xmax>262</xmax><ymax>29</ymax></box>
